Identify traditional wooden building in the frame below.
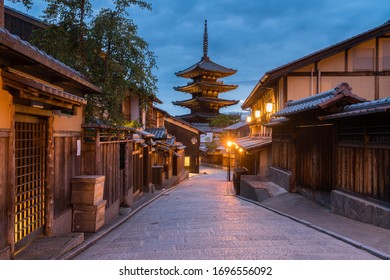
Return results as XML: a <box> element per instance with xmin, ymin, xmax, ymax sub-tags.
<box><xmin>0</xmin><ymin>26</ymin><xmax>103</xmax><ymax>259</ymax></box>
<box><xmin>173</xmin><ymin>20</ymin><xmax>239</xmax><ymax>123</ymax></box>
<box><xmin>269</xmin><ymin>83</ymin><xmax>390</xmax><ymax>229</ymax></box>
<box><xmin>151</xmin><ymin>107</ymin><xmax>204</xmax><ymax>173</ymax></box>
<box><xmin>4</xmin><ymin>5</ymin><xmax>46</xmax><ymax>41</ymax></box>
<box><xmin>240</xmin><ymin>19</ymin><xmax>390</xmax><ymax>179</ymax></box>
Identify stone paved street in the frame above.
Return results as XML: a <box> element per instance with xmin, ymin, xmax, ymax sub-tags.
<box><xmin>73</xmin><ymin>167</ymin><xmax>378</xmax><ymax>260</ymax></box>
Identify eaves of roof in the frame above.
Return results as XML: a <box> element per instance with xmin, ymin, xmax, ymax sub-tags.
<box><xmin>153</xmin><ymin>106</ymin><xmax>206</xmax><ymax>134</ymax></box>
<box><xmin>173</xmin><ymin>97</ymin><xmax>239</xmax><ymax>107</ymax></box>
<box><xmin>174</xmin><ymin>81</ymin><xmax>238</xmax><ymax>93</ymax></box>
<box><xmin>175</xmin><ymin>57</ymin><xmax>236</xmax><ymax>78</ymax></box>
<box><xmin>272</xmin><ymin>83</ymin><xmax>365</xmax><ymax>117</ymax></box>
<box><xmin>320</xmin><ymin>96</ymin><xmax>390</xmax><ymax>120</ymax></box>
<box><xmin>0</xmin><ymin>27</ymin><xmax>103</xmax><ymax>95</ymax></box>
<box><xmin>264</xmin><ymin>21</ymin><xmax>390</xmax><ymax>85</ymax></box>
<box><xmin>224</xmin><ymin>121</ymin><xmax>248</xmax><ymax>130</ymax></box>
<box><xmin>145</xmin><ymin>127</ymin><xmax>167</xmax><ymax>139</ymax></box>
<box><xmin>235</xmin><ymin>136</ymin><xmax>272</xmax><ymax>151</ymax></box>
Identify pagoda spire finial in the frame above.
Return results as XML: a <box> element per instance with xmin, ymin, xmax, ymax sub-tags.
<box><xmin>203</xmin><ymin>20</ymin><xmax>209</xmax><ymax>60</ymax></box>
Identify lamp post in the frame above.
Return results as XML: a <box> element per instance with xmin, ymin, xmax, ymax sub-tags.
<box><xmin>227</xmin><ymin>140</ymin><xmax>232</xmax><ymax>181</ymax></box>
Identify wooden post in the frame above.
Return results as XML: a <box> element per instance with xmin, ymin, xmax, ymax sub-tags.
<box><xmin>122</xmin><ymin>136</ymin><xmax>130</xmax><ymax>207</ymax></box>
<box><xmin>7</xmin><ymin>101</ymin><xmax>15</xmax><ymax>259</ymax></box>
<box><xmin>290</xmin><ymin>127</ymin><xmax>297</xmax><ymax>192</ymax></box>
<box><xmin>0</xmin><ymin>0</ymin><xmax>4</xmax><ymax>28</ymax></box>
<box><xmin>45</xmin><ymin>115</ymin><xmax>54</xmax><ymax>236</ymax></box>
<box><xmin>95</xmin><ymin>128</ymin><xmax>101</xmax><ymax>174</ymax></box>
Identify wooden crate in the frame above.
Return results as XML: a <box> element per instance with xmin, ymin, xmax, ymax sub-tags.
<box><xmin>71</xmin><ymin>175</ymin><xmax>105</xmax><ymax>205</ymax></box>
<box><xmin>72</xmin><ymin>200</ymin><xmax>106</xmax><ymax>232</ymax></box>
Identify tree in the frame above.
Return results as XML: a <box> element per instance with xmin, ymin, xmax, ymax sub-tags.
<box><xmin>8</xmin><ymin>0</ymin><xmax>33</xmax><ymax>9</ymax></box>
<box><xmin>208</xmin><ymin>113</ymin><xmax>241</xmax><ymax>128</ymax></box>
<box><xmin>29</xmin><ymin>0</ymin><xmax>157</xmax><ymax>125</ymax></box>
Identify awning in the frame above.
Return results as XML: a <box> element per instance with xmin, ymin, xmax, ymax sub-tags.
<box><xmin>235</xmin><ymin>136</ymin><xmax>272</xmax><ymax>151</ymax></box>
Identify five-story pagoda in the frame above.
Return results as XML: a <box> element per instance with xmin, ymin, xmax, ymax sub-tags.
<box><xmin>173</xmin><ymin>20</ymin><xmax>239</xmax><ymax>123</ymax></box>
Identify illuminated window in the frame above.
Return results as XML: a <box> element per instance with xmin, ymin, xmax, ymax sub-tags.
<box><xmin>185</xmin><ymin>156</ymin><xmax>190</xmax><ymax>167</ymax></box>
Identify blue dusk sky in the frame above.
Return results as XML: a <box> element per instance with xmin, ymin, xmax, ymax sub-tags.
<box><xmin>7</xmin><ymin>0</ymin><xmax>390</xmax><ymax>117</ymax></box>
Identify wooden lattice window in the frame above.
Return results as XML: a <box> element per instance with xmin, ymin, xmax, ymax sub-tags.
<box><xmin>14</xmin><ymin>118</ymin><xmax>46</xmax><ymax>243</ymax></box>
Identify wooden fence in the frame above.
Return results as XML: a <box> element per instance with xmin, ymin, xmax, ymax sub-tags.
<box><xmin>335</xmin><ymin>118</ymin><xmax>390</xmax><ymax>203</ymax></box>
<box><xmin>82</xmin><ymin>124</ymin><xmax>134</xmax><ymax>208</ymax></box>
<box><xmin>53</xmin><ymin>132</ymin><xmax>82</xmax><ymax>217</ymax></box>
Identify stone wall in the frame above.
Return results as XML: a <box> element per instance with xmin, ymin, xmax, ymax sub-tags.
<box><xmin>268</xmin><ymin>167</ymin><xmax>291</xmax><ymax>191</ymax></box>
<box><xmin>331</xmin><ymin>190</ymin><xmax>390</xmax><ymax>230</ymax></box>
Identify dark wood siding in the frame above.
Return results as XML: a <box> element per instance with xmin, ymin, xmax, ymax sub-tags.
<box><xmin>4</xmin><ymin>10</ymin><xmax>46</xmax><ymax>42</ymax></box>
<box><xmin>0</xmin><ymin>132</ymin><xmax>9</xmax><ymax>249</ymax></box>
<box><xmin>53</xmin><ymin>133</ymin><xmax>82</xmax><ymax>217</ymax></box>
<box><xmin>296</xmin><ymin>125</ymin><xmax>334</xmax><ymax>192</ymax></box>
<box><xmin>272</xmin><ymin>125</ymin><xmax>293</xmax><ymax>171</ymax></box>
<box><xmin>335</xmin><ymin>117</ymin><xmax>390</xmax><ymax>203</ymax></box>
<box><xmin>82</xmin><ymin>126</ymin><xmax>134</xmax><ymax>208</ymax></box>
<box><xmin>164</xmin><ymin>120</ymin><xmax>200</xmax><ymax>173</ymax></box>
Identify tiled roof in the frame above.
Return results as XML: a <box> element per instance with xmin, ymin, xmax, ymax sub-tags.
<box><xmin>224</xmin><ymin>121</ymin><xmax>248</xmax><ymax>130</ymax></box>
<box><xmin>174</xmin><ymin>81</ymin><xmax>238</xmax><ymax>93</ymax></box>
<box><xmin>153</xmin><ymin>107</ymin><xmax>205</xmax><ymax>134</ymax></box>
<box><xmin>272</xmin><ymin>83</ymin><xmax>364</xmax><ymax>117</ymax></box>
<box><xmin>173</xmin><ymin>97</ymin><xmax>239</xmax><ymax>107</ymax></box>
<box><xmin>235</xmin><ymin>136</ymin><xmax>272</xmax><ymax>150</ymax></box>
<box><xmin>322</xmin><ymin>97</ymin><xmax>390</xmax><ymax>119</ymax></box>
<box><xmin>175</xmin><ymin>57</ymin><xmax>236</xmax><ymax>78</ymax></box>
<box><xmin>273</xmin><ymin>89</ymin><xmax>337</xmax><ymax>117</ymax></box>
<box><xmin>0</xmin><ymin>27</ymin><xmax>102</xmax><ymax>95</ymax></box>
<box><xmin>145</xmin><ymin>127</ymin><xmax>167</xmax><ymax>139</ymax></box>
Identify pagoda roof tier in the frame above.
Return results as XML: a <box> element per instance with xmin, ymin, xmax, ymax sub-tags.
<box><xmin>176</xmin><ymin>112</ymin><xmax>220</xmax><ymax>123</ymax></box>
<box><xmin>174</xmin><ymin>81</ymin><xmax>238</xmax><ymax>94</ymax></box>
<box><xmin>172</xmin><ymin>97</ymin><xmax>239</xmax><ymax>108</ymax></box>
<box><xmin>175</xmin><ymin>57</ymin><xmax>237</xmax><ymax>79</ymax></box>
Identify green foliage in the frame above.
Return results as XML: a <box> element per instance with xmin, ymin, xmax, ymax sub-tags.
<box><xmin>8</xmin><ymin>0</ymin><xmax>33</xmax><ymax>9</ymax></box>
<box><xmin>205</xmin><ymin>141</ymin><xmax>220</xmax><ymax>153</ymax></box>
<box><xmin>29</xmin><ymin>0</ymin><xmax>157</xmax><ymax>125</ymax></box>
<box><xmin>124</xmin><ymin>119</ymin><xmax>143</xmax><ymax>129</ymax></box>
<box><xmin>208</xmin><ymin>114</ymin><xmax>241</xmax><ymax>128</ymax></box>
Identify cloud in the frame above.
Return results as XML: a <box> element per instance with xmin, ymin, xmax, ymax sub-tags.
<box><xmin>10</xmin><ymin>0</ymin><xmax>390</xmax><ymax>116</ymax></box>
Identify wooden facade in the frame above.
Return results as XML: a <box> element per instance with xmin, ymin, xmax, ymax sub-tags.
<box><xmin>331</xmin><ymin>114</ymin><xmax>390</xmax><ymax>204</ymax></box>
<box><xmin>240</xmin><ymin>20</ymin><xmax>390</xmax><ymax>207</ymax></box>
<box><xmin>4</xmin><ymin>6</ymin><xmax>46</xmax><ymax>41</ymax></box>
<box><xmin>154</xmin><ymin>107</ymin><xmax>204</xmax><ymax>174</ymax></box>
<box><xmin>270</xmin><ymin>83</ymin><xmax>390</xmax><ymax>228</ymax></box>
<box><xmin>0</xmin><ymin>25</ymin><xmax>103</xmax><ymax>258</ymax></box>
<box><xmin>82</xmin><ymin>124</ymin><xmax>136</xmax><ymax>217</ymax></box>
<box><xmin>243</xmin><ymin>20</ymin><xmax>390</xmax><ymax>116</ymax></box>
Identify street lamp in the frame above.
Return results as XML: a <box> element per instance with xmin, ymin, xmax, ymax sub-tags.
<box><xmin>227</xmin><ymin>140</ymin><xmax>232</xmax><ymax>181</ymax></box>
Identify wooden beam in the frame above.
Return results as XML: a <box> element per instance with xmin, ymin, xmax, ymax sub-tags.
<box><xmin>7</xmin><ymin>100</ymin><xmax>15</xmax><ymax>258</ymax></box>
<box><xmin>45</xmin><ymin>116</ymin><xmax>55</xmax><ymax>236</ymax></box>
<box><xmin>19</xmin><ymin>91</ymin><xmax>74</xmax><ymax>110</ymax></box>
<box><xmin>14</xmin><ymin>104</ymin><xmax>53</xmax><ymax>117</ymax></box>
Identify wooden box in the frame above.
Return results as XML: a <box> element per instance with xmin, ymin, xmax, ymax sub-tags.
<box><xmin>71</xmin><ymin>175</ymin><xmax>105</xmax><ymax>205</ymax></box>
<box><xmin>72</xmin><ymin>200</ymin><xmax>106</xmax><ymax>232</ymax></box>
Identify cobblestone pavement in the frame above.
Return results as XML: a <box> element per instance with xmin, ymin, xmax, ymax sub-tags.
<box><xmin>73</xmin><ymin>167</ymin><xmax>379</xmax><ymax>260</ymax></box>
